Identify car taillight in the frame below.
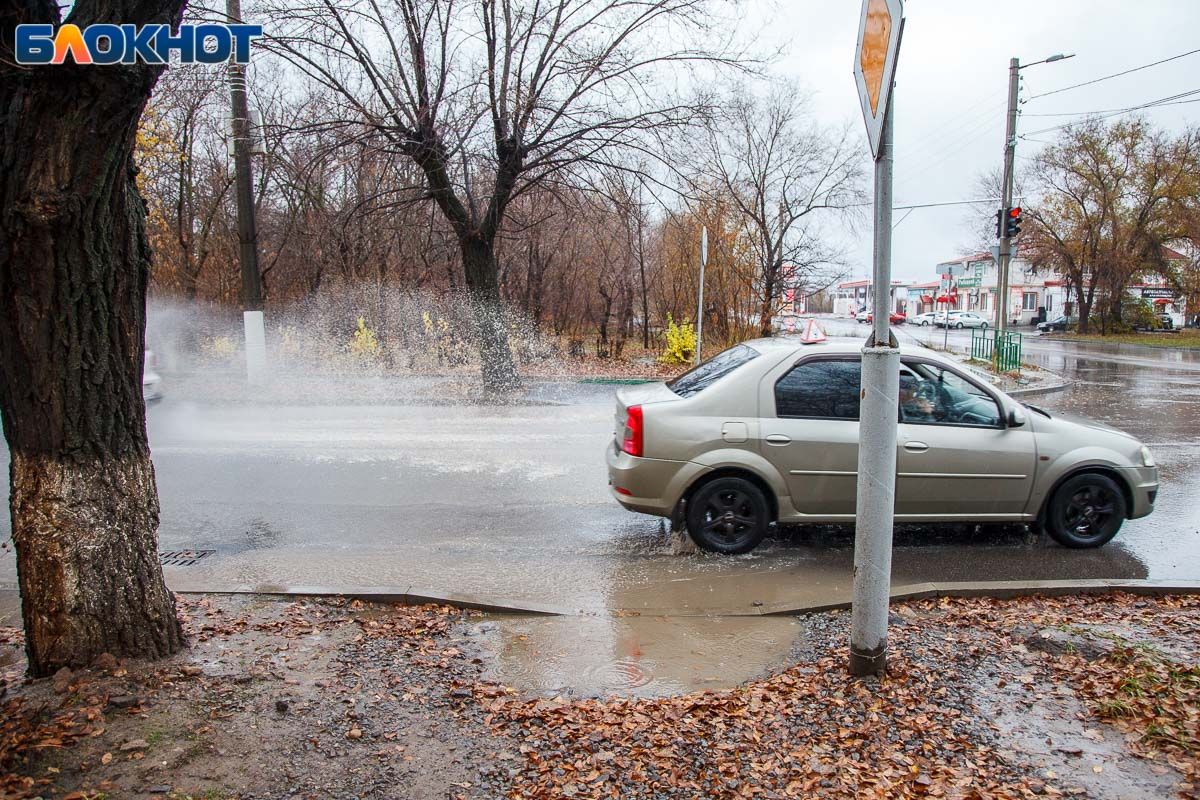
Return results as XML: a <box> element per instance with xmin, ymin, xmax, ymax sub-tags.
<box><xmin>621</xmin><ymin>405</ymin><xmax>643</xmax><ymax>457</ymax></box>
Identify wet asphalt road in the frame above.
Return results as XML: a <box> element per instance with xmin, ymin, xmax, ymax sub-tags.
<box><xmin>1</xmin><ymin>323</ymin><xmax>1198</xmax><ymax>617</ymax></box>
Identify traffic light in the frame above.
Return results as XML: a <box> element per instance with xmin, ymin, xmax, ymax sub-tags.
<box><xmin>1005</xmin><ymin>206</ymin><xmax>1023</xmax><ymax>238</ymax></box>
<box><xmin>994</xmin><ymin>208</ymin><xmax>1004</xmax><ymax>239</ymax></box>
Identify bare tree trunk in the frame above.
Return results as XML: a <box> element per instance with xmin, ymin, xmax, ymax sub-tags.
<box><xmin>461</xmin><ymin>236</ymin><xmax>519</xmax><ymax>390</ymax></box>
<box><xmin>759</xmin><ymin>264</ymin><xmax>778</xmax><ymax>339</ymax></box>
<box><xmin>0</xmin><ymin>1</ymin><xmax>185</xmax><ymax>676</ymax></box>
<box><xmin>637</xmin><ymin>216</ymin><xmax>650</xmax><ymax>349</ymax></box>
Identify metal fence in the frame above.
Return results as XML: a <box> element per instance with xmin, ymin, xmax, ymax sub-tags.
<box><xmin>971</xmin><ymin>328</ymin><xmax>1023</xmax><ymax>373</ymax></box>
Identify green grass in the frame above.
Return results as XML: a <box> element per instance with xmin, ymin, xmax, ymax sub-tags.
<box><xmin>1053</xmin><ymin>329</ymin><xmax>1200</xmax><ymax>349</ymax></box>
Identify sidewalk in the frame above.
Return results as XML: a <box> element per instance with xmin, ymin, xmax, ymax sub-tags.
<box><xmin>2</xmin><ymin>591</ymin><xmax>1196</xmax><ymax>799</ymax></box>
<box><xmin>902</xmin><ymin>328</ymin><xmax>1072</xmax><ymax>397</ymax></box>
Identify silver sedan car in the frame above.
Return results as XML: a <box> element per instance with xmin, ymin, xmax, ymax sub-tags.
<box><xmin>607</xmin><ymin>336</ymin><xmax>1158</xmax><ymax>554</ymax></box>
<box><xmin>936</xmin><ymin>311</ymin><xmax>989</xmax><ymax>329</ymax></box>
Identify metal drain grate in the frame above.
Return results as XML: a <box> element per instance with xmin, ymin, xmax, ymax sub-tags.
<box><xmin>159</xmin><ymin>549</ymin><xmax>215</xmax><ymax>567</ymax></box>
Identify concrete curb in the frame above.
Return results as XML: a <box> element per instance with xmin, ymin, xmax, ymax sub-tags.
<box><xmin>162</xmin><ymin>584</ymin><xmax>564</xmax><ymax>616</ymax></box>
<box><xmin>1043</xmin><ymin>334</ymin><xmax>1200</xmax><ymax>353</ymax></box>
<box><xmin>754</xmin><ymin>579</ymin><xmax>1200</xmax><ymax>617</ymax></box>
<box><xmin>1005</xmin><ymin>379</ymin><xmax>1073</xmax><ymax>397</ymax></box>
<box><xmin>5</xmin><ymin>579</ymin><xmax>1198</xmax><ymax>620</ymax></box>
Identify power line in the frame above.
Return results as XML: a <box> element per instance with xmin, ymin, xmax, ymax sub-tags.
<box><xmin>851</xmin><ymin>197</ymin><xmax>1016</xmax><ymax>210</ymax></box>
<box><xmin>892</xmin><ymin>208</ymin><xmax>916</xmax><ymax>230</ymax></box>
<box><xmin>1019</xmin><ymin>87</ymin><xmax>1200</xmax><ymax>138</ymax></box>
<box><xmin>893</xmin><ymin>112</ymin><xmax>1004</xmax><ymax>194</ymax></box>
<box><xmin>897</xmin><ymin>90</ymin><xmax>1007</xmax><ymax>164</ymax></box>
<box><xmin>1027</xmin><ymin>47</ymin><xmax>1200</xmax><ymax>101</ymax></box>
<box><xmin>1023</xmin><ymin>94</ymin><xmax>1200</xmax><ymax>117</ymax></box>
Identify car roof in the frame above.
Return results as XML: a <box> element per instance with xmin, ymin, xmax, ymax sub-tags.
<box><xmin>744</xmin><ymin>334</ymin><xmax>949</xmax><ymax>361</ymax></box>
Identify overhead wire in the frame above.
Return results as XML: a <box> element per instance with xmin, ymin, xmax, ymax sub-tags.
<box><xmin>1019</xmin><ymin>87</ymin><xmax>1200</xmax><ymax>138</ymax></box>
<box><xmin>1026</xmin><ymin>47</ymin><xmax>1200</xmax><ymax>101</ymax></box>
<box><xmin>1022</xmin><ymin>89</ymin><xmax>1200</xmax><ymax>118</ymax></box>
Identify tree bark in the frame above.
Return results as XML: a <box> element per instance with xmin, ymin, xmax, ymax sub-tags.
<box><xmin>0</xmin><ymin>0</ymin><xmax>187</xmax><ymax>676</ymax></box>
<box><xmin>759</xmin><ymin>260</ymin><xmax>779</xmax><ymax>338</ymax></box>
<box><xmin>460</xmin><ymin>236</ymin><xmax>519</xmax><ymax>391</ymax></box>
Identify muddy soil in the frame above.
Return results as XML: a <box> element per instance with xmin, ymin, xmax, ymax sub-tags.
<box><xmin>1</xmin><ymin>592</ymin><xmax>1196</xmax><ymax>799</ymax></box>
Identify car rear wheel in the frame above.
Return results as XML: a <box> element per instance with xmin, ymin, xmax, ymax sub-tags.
<box><xmin>1044</xmin><ymin>473</ymin><xmax>1127</xmax><ymax>548</ymax></box>
<box><xmin>955</xmin><ymin>321</ymin><xmax>965</xmax><ymax>329</ymax></box>
<box><xmin>686</xmin><ymin>477</ymin><xmax>770</xmax><ymax>555</ymax></box>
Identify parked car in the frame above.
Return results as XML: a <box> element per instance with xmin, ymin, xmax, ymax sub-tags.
<box><xmin>1037</xmin><ymin>315</ymin><xmax>1075</xmax><ymax>332</ymax></box>
<box><xmin>936</xmin><ymin>311</ymin><xmax>989</xmax><ymax>329</ymax></box>
<box><xmin>913</xmin><ymin>312</ymin><xmax>941</xmax><ymax>326</ymax></box>
<box><xmin>608</xmin><ymin>335</ymin><xmax>1157</xmax><ymax>554</ymax></box>
<box><xmin>144</xmin><ymin>350</ymin><xmax>163</xmax><ymax>402</ymax></box>
<box><xmin>854</xmin><ymin>310</ymin><xmax>870</xmax><ymax>323</ymax></box>
<box><xmin>867</xmin><ymin>311</ymin><xmax>906</xmax><ymax>325</ymax></box>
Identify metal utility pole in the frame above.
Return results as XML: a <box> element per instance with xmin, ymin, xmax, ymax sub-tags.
<box><xmin>850</xmin><ymin>92</ymin><xmax>901</xmax><ymax>677</ymax></box>
<box><xmin>850</xmin><ymin>0</ymin><xmax>903</xmax><ymax>678</ymax></box>
<box><xmin>228</xmin><ymin>0</ymin><xmax>267</xmax><ymax>383</ymax></box>
<box><xmin>994</xmin><ymin>53</ymin><xmax>1072</xmax><ymax>332</ymax></box>
<box><xmin>995</xmin><ymin>57</ymin><xmax>1020</xmax><ymax>333</ymax></box>
<box><xmin>695</xmin><ymin>226</ymin><xmax>708</xmax><ymax>364</ymax></box>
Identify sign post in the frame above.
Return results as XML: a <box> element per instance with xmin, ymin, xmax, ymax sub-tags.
<box><xmin>850</xmin><ymin>0</ymin><xmax>904</xmax><ymax>678</ymax></box>
<box><xmin>696</xmin><ymin>226</ymin><xmax>708</xmax><ymax>365</ymax></box>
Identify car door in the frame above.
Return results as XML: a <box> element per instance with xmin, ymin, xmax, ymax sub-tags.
<box><xmin>895</xmin><ymin>359</ymin><xmax>1036</xmax><ymax>519</ymax></box>
<box><xmin>758</xmin><ymin>356</ymin><xmax>861</xmax><ymax>519</ymax></box>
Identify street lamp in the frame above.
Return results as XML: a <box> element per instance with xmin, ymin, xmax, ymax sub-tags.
<box><xmin>994</xmin><ymin>52</ymin><xmax>1074</xmax><ymax>333</ymax></box>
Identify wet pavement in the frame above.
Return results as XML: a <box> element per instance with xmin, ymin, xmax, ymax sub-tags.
<box><xmin>2</xmin><ymin>323</ymin><xmax>1198</xmax><ymax>616</ymax></box>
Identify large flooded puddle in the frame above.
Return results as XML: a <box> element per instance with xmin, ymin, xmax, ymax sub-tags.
<box><xmin>468</xmin><ymin>614</ymin><xmax>807</xmax><ymax>697</ymax></box>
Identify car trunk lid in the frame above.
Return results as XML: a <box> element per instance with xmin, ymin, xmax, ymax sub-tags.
<box><xmin>613</xmin><ymin>382</ymin><xmax>678</xmax><ymax>448</ymax></box>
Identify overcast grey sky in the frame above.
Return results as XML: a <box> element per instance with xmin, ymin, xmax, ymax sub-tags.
<box><xmin>748</xmin><ymin>0</ymin><xmax>1200</xmax><ymax>284</ymax></box>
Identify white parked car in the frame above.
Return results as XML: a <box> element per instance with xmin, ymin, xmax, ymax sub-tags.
<box><xmin>936</xmin><ymin>311</ymin><xmax>989</xmax><ymax>329</ymax></box>
<box><xmin>855</xmin><ymin>310</ymin><xmax>870</xmax><ymax>323</ymax></box>
<box><xmin>913</xmin><ymin>312</ymin><xmax>940</xmax><ymax>326</ymax></box>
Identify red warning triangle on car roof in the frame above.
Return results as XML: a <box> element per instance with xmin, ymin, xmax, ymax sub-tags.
<box><xmin>799</xmin><ymin>318</ymin><xmax>827</xmax><ymax>344</ymax></box>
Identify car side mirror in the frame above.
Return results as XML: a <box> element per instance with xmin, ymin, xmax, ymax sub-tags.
<box><xmin>1007</xmin><ymin>407</ymin><xmax>1027</xmax><ymax>428</ymax></box>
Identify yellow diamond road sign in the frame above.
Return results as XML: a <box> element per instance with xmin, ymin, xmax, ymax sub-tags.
<box><xmin>854</xmin><ymin>0</ymin><xmax>903</xmax><ymax>160</ymax></box>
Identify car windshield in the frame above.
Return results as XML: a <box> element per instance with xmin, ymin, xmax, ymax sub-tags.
<box><xmin>666</xmin><ymin>344</ymin><xmax>760</xmax><ymax>398</ymax></box>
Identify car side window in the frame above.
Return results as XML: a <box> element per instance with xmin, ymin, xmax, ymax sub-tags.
<box><xmin>899</xmin><ymin>363</ymin><xmax>1002</xmax><ymax>428</ymax></box>
<box><xmin>775</xmin><ymin>359</ymin><xmax>861</xmax><ymax>420</ymax></box>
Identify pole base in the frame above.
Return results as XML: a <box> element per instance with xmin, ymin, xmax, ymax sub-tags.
<box><xmin>243</xmin><ymin>310</ymin><xmax>267</xmax><ymax>385</ymax></box>
<box><xmin>849</xmin><ymin>646</ymin><xmax>887</xmax><ymax>677</ymax></box>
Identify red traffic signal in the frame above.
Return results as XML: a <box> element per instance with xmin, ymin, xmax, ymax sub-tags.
<box><xmin>1005</xmin><ymin>206</ymin><xmax>1023</xmax><ymax>237</ymax></box>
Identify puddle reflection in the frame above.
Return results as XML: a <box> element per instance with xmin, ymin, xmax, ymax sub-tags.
<box><xmin>471</xmin><ymin>614</ymin><xmax>806</xmax><ymax>698</ymax></box>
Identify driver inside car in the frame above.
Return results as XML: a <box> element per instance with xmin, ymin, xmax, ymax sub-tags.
<box><xmin>899</xmin><ymin>374</ymin><xmax>937</xmax><ymax>423</ymax></box>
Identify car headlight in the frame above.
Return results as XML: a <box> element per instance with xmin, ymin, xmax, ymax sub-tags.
<box><xmin>1139</xmin><ymin>446</ymin><xmax>1155</xmax><ymax>468</ymax></box>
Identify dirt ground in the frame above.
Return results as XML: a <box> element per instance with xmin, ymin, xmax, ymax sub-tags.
<box><xmin>1</xmin><ymin>592</ymin><xmax>1197</xmax><ymax>800</ymax></box>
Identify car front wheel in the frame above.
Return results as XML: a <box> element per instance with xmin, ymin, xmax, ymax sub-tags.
<box><xmin>686</xmin><ymin>476</ymin><xmax>770</xmax><ymax>554</ymax></box>
<box><xmin>1044</xmin><ymin>473</ymin><xmax>1127</xmax><ymax>548</ymax></box>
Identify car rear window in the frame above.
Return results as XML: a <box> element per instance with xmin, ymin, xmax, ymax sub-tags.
<box><xmin>775</xmin><ymin>359</ymin><xmax>861</xmax><ymax>419</ymax></box>
<box><xmin>666</xmin><ymin>344</ymin><xmax>760</xmax><ymax>398</ymax></box>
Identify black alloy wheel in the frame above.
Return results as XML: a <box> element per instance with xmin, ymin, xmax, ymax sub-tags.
<box><xmin>686</xmin><ymin>477</ymin><xmax>770</xmax><ymax>554</ymax></box>
<box><xmin>1044</xmin><ymin>473</ymin><xmax>1127</xmax><ymax>548</ymax></box>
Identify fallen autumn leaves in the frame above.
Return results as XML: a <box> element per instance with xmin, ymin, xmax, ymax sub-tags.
<box><xmin>0</xmin><ymin>592</ymin><xmax>1196</xmax><ymax>799</ymax></box>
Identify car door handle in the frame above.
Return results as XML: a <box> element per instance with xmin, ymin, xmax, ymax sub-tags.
<box><xmin>904</xmin><ymin>441</ymin><xmax>929</xmax><ymax>453</ymax></box>
<box><xmin>765</xmin><ymin>434</ymin><xmax>791</xmax><ymax>446</ymax></box>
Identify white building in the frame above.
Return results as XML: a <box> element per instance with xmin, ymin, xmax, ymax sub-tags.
<box><xmin>832</xmin><ymin>278</ymin><xmax>912</xmax><ymax>317</ymax></box>
<box><xmin>933</xmin><ymin>253</ymin><xmax>1046</xmax><ymax>325</ymax></box>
